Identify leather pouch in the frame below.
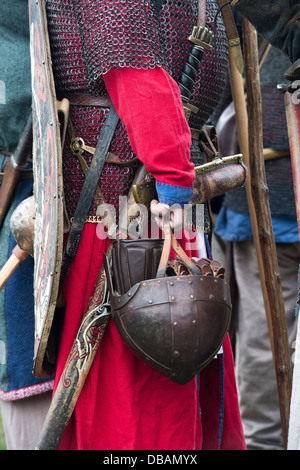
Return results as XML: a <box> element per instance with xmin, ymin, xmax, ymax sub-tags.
<box><xmin>105</xmin><ymin>231</ymin><xmax>231</xmax><ymax>385</ymax></box>
<box><xmin>111</xmin><ymin>238</ymin><xmax>164</xmax><ymax>295</ymax></box>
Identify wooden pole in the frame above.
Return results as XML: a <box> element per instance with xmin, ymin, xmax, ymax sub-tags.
<box><xmin>243</xmin><ymin>18</ymin><xmax>292</xmax><ymax>448</ymax></box>
<box><xmin>0</xmin><ymin>245</ymin><xmax>28</xmax><ymax>291</ymax></box>
<box><xmin>228</xmin><ymin>31</ymin><xmax>275</xmax><ymax>351</ymax></box>
<box><xmin>228</xmin><ymin>17</ymin><xmax>292</xmax><ymax>448</ymax></box>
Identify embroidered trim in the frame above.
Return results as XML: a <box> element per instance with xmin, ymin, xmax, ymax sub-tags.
<box><xmin>70</xmin><ymin>216</ymin><xmax>103</xmax><ymax>224</ymax></box>
<box><xmin>0</xmin><ymin>380</ymin><xmax>54</xmax><ymax>402</ymax></box>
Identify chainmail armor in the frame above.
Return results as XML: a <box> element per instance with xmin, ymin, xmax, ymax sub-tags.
<box><xmin>46</xmin><ymin>0</ymin><xmax>228</xmax><ymax>221</ymax></box>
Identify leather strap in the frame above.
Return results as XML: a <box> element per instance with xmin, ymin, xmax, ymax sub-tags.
<box><xmin>156</xmin><ymin>221</ymin><xmax>201</xmax><ymax>278</ymax></box>
<box><xmin>156</xmin><ymin>222</ymin><xmax>172</xmax><ymax>278</ymax></box>
<box><xmin>59</xmin><ymin>104</ymin><xmax>120</xmax><ymax>291</ymax></box>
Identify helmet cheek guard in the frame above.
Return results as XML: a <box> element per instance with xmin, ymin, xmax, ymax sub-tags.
<box><xmin>104</xmin><ymin>235</ymin><xmax>231</xmax><ymax>385</ymax></box>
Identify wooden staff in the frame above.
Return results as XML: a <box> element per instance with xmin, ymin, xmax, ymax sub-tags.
<box><xmin>228</xmin><ymin>18</ymin><xmax>292</xmax><ymax>448</ymax></box>
<box><xmin>228</xmin><ymin>24</ymin><xmax>275</xmax><ymax>350</ymax></box>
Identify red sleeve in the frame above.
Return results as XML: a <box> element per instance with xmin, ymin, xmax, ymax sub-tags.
<box><xmin>102</xmin><ymin>66</ymin><xmax>195</xmax><ymax>190</ymax></box>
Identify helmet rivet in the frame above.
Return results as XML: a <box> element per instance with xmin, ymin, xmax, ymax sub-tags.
<box><xmin>128</xmin><ymin>291</ymin><xmax>132</xmax><ymax>296</ymax></box>
<box><xmin>170</xmin><ymin>281</ymin><xmax>174</xmax><ymax>286</ymax></box>
<box><xmin>190</xmin><ymin>294</ymin><xmax>194</xmax><ymax>299</ymax></box>
<box><xmin>142</xmin><ymin>282</ymin><xmax>147</xmax><ymax>287</ymax></box>
<box><xmin>173</xmin><ymin>321</ymin><xmax>178</xmax><ymax>326</ymax></box>
<box><xmin>171</xmin><ymin>296</ymin><xmax>175</xmax><ymax>301</ymax></box>
<box><xmin>148</xmin><ymin>299</ymin><xmax>153</xmax><ymax>304</ymax></box>
<box><xmin>209</xmin><ymin>294</ymin><xmax>214</xmax><ymax>300</ymax></box>
<box><xmin>174</xmin><ymin>350</ymin><xmax>180</xmax><ymax>357</ymax></box>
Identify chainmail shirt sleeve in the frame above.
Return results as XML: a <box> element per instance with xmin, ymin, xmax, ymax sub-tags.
<box><xmin>73</xmin><ymin>0</ymin><xmax>168</xmax><ymax>84</ymax></box>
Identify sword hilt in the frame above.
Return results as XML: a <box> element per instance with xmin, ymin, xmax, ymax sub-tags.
<box><xmin>178</xmin><ymin>26</ymin><xmax>214</xmax><ymax>120</ymax></box>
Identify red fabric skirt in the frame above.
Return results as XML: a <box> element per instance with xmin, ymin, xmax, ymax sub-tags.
<box><xmin>54</xmin><ymin>224</ymin><xmax>246</xmax><ymax>450</ymax></box>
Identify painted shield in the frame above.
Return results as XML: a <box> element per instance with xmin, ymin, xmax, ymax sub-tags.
<box><xmin>29</xmin><ymin>0</ymin><xmax>64</xmax><ymax>378</ymax></box>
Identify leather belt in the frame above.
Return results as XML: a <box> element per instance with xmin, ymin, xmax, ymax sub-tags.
<box><xmin>58</xmin><ymin>93</ymin><xmax>112</xmax><ymax>108</ymax></box>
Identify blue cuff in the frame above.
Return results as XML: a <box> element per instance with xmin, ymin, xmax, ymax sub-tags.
<box><xmin>155</xmin><ymin>181</ymin><xmax>193</xmax><ymax>207</ymax></box>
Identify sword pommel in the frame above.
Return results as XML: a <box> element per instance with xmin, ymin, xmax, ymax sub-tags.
<box><xmin>188</xmin><ymin>25</ymin><xmax>214</xmax><ymax>51</ymax></box>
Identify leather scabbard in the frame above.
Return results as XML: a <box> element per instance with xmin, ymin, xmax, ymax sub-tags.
<box><xmin>216</xmin><ymin>0</ymin><xmax>244</xmax><ymax>74</ymax></box>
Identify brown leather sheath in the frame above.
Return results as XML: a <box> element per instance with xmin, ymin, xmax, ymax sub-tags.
<box><xmin>216</xmin><ymin>0</ymin><xmax>244</xmax><ymax>73</ymax></box>
<box><xmin>216</xmin><ymin>0</ymin><xmax>240</xmax><ymax>40</ymax></box>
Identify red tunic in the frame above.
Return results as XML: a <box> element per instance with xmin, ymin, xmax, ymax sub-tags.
<box><xmin>56</xmin><ymin>224</ymin><xmax>245</xmax><ymax>450</ymax></box>
<box><xmin>53</xmin><ymin>67</ymin><xmax>246</xmax><ymax>450</ymax></box>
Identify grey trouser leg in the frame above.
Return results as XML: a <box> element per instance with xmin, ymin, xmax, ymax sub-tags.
<box><xmin>233</xmin><ymin>240</ymin><xmax>300</xmax><ymax>450</ymax></box>
<box><xmin>0</xmin><ymin>391</ymin><xmax>52</xmax><ymax>450</ymax></box>
<box><xmin>232</xmin><ymin>0</ymin><xmax>300</xmax><ymax>63</ymax></box>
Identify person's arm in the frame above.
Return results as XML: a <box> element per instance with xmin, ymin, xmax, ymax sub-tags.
<box><xmin>103</xmin><ymin>66</ymin><xmax>195</xmax><ymax>207</ymax></box>
<box><xmin>232</xmin><ymin>0</ymin><xmax>300</xmax><ymax>64</ymax></box>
